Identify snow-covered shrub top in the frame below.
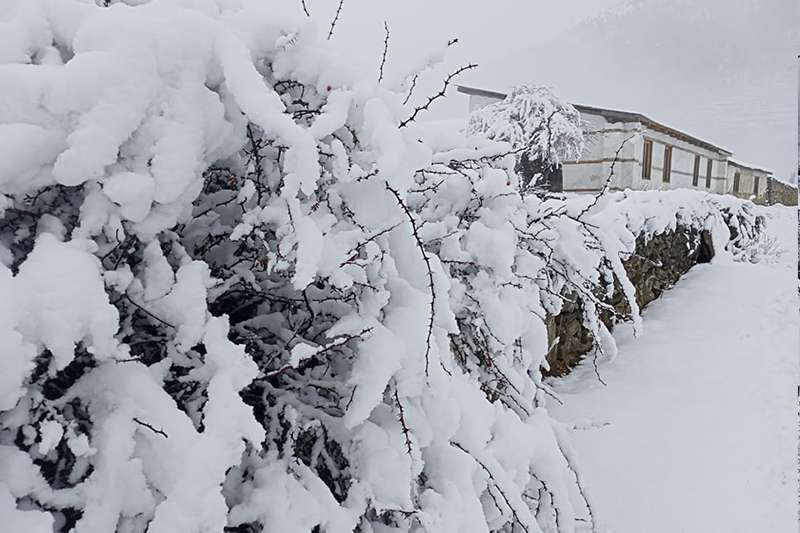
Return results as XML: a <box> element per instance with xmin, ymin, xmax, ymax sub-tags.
<box><xmin>465</xmin><ymin>85</ymin><xmax>584</xmax><ymax>168</ymax></box>
<box><xmin>0</xmin><ymin>2</ymin><xmax>767</xmax><ymax>533</ymax></box>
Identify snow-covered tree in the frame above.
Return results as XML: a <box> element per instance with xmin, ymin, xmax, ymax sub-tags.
<box><xmin>466</xmin><ymin>86</ymin><xmax>584</xmax><ymax>193</ymax></box>
<box><xmin>0</xmin><ymin>2</ymin><xmax>769</xmax><ymax>533</ymax></box>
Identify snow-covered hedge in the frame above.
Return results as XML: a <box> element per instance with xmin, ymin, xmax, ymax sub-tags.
<box><xmin>0</xmin><ymin>2</ymin><xmax>768</xmax><ymax>533</ymax></box>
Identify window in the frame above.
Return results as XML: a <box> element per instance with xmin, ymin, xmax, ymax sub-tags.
<box><xmin>642</xmin><ymin>139</ymin><xmax>653</xmax><ymax>180</ymax></box>
<box><xmin>692</xmin><ymin>154</ymin><xmax>700</xmax><ymax>186</ymax></box>
<box><xmin>662</xmin><ymin>145</ymin><xmax>672</xmax><ymax>182</ymax></box>
<box><xmin>733</xmin><ymin>172</ymin><xmax>740</xmax><ymax>193</ymax></box>
<box><xmin>705</xmin><ymin>159</ymin><xmax>713</xmax><ymax>188</ymax></box>
<box><xmin>753</xmin><ymin>175</ymin><xmax>760</xmax><ymax>195</ymax></box>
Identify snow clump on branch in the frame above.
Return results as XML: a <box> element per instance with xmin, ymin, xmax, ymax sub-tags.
<box><xmin>0</xmin><ymin>1</ymin><xmax>767</xmax><ymax>533</ymax></box>
<box><xmin>466</xmin><ymin>85</ymin><xmax>584</xmax><ymax>190</ymax></box>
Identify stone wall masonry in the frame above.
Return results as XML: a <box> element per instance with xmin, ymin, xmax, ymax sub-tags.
<box><xmin>765</xmin><ymin>177</ymin><xmax>798</xmax><ymax>206</ymax></box>
<box><xmin>544</xmin><ymin>226</ymin><xmax>715</xmax><ymax>377</ymax></box>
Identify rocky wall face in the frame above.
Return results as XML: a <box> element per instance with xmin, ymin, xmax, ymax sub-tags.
<box><xmin>543</xmin><ymin>227</ymin><xmax>714</xmax><ymax>377</ymax></box>
<box><xmin>768</xmin><ymin>178</ymin><xmax>798</xmax><ymax>206</ymax></box>
<box><xmin>753</xmin><ymin>177</ymin><xmax>798</xmax><ymax>206</ymax></box>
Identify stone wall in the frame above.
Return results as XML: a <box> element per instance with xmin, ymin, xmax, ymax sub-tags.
<box><xmin>543</xmin><ymin>226</ymin><xmax>714</xmax><ymax>376</ymax></box>
<box><xmin>763</xmin><ymin>177</ymin><xmax>798</xmax><ymax>206</ymax></box>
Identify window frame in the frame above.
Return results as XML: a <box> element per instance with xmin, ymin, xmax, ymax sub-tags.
<box><xmin>692</xmin><ymin>154</ymin><xmax>700</xmax><ymax>187</ymax></box>
<box><xmin>641</xmin><ymin>139</ymin><xmax>653</xmax><ymax>180</ymax></box>
<box><xmin>733</xmin><ymin>172</ymin><xmax>741</xmax><ymax>193</ymax></box>
<box><xmin>705</xmin><ymin>159</ymin><xmax>713</xmax><ymax>188</ymax></box>
<box><xmin>662</xmin><ymin>145</ymin><xmax>672</xmax><ymax>183</ymax></box>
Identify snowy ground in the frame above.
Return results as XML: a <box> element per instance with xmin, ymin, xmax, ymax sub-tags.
<box><xmin>550</xmin><ymin>205</ymin><xmax>798</xmax><ymax>533</ymax></box>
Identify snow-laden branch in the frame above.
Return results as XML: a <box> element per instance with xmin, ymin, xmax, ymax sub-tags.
<box><xmin>0</xmin><ymin>3</ymin><xmax>770</xmax><ymax>533</ymax></box>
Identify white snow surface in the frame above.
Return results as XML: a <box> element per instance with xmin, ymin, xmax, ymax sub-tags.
<box><xmin>0</xmin><ymin>1</ymin><xmax>789</xmax><ymax>532</ymax></box>
<box><xmin>550</xmin><ymin>205</ymin><xmax>798</xmax><ymax>532</ymax></box>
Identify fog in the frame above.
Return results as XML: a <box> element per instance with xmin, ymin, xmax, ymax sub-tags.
<box><xmin>317</xmin><ymin>0</ymin><xmax>797</xmax><ymax>182</ymax></box>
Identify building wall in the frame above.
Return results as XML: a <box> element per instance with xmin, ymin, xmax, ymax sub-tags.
<box><xmin>562</xmin><ymin>113</ymin><xmax>641</xmax><ymax>191</ymax></box>
<box><xmin>632</xmin><ymin>130</ymin><xmax>728</xmax><ymax>194</ymax></box>
<box><xmin>562</xmin><ymin>112</ymin><xmax>729</xmax><ymax>194</ymax></box>
<box><xmin>725</xmin><ymin>164</ymin><xmax>770</xmax><ymax>201</ymax></box>
<box><xmin>467</xmin><ymin>94</ymin><xmax>502</xmax><ymax>113</ymax></box>
<box><xmin>465</xmin><ymin>93</ymin><xmax>747</xmax><ymax>198</ymax></box>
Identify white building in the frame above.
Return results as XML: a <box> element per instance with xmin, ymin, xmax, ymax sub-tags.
<box><xmin>458</xmin><ymin>85</ymin><xmax>766</xmax><ymax>197</ymax></box>
<box><xmin>725</xmin><ymin>160</ymin><xmax>771</xmax><ymax>201</ymax></box>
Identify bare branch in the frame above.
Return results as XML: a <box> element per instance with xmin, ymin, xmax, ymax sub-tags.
<box><xmin>402</xmin><ymin>38</ymin><xmax>459</xmax><ymax>106</ymax></box>
<box><xmin>394</xmin><ymin>387</ymin><xmax>413</xmax><ymax>455</ymax></box>
<box><xmin>120</xmin><ymin>294</ymin><xmax>176</xmax><ymax>330</ymax></box>
<box><xmin>577</xmin><ymin>131</ymin><xmax>640</xmax><ymax>219</ymax></box>
<box><xmin>556</xmin><ymin>439</ymin><xmax>600</xmax><ymax>533</ymax></box>
<box><xmin>402</xmin><ymin>74</ymin><xmax>419</xmax><ymax>105</ymax></box>
<box><xmin>385</xmin><ymin>183</ymin><xmax>435</xmax><ymax>377</ymax></box>
<box><xmin>536</xmin><ymin>477</ymin><xmax>561</xmax><ymax>532</ymax></box>
<box><xmin>451</xmin><ymin>442</ymin><xmax>531</xmax><ymax>533</ymax></box>
<box><xmin>265</xmin><ymin>328</ymin><xmax>373</xmax><ymax>379</ymax></box>
<box><xmin>344</xmin><ymin>385</ymin><xmax>357</xmax><ymax>411</ymax></box>
<box><xmin>300</xmin><ymin>0</ymin><xmax>310</xmax><ymax>17</ymax></box>
<box><xmin>327</xmin><ymin>0</ymin><xmax>344</xmax><ymax>40</ymax></box>
<box><xmin>133</xmin><ymin>417</ymin><xmax>168</xmax><ymax>439</ymax></box>
<box><xmin>378</xmin><ymin>21</ymin><xmax>389</xmax><ymax>84</ymax></box>
<box><xmin>591</xmin><ymin>348</ymin><xmax>607</xmax><ymax>386</ymax></box>
<box><xmin>339</xmin><ymin>221</ymin><xmax>404</xmax><ymax>267</ymax></box>
<box><xmin>399</xmin><ymin>63</ymin><xmax>478</xmax><ymax>128</ymax></box>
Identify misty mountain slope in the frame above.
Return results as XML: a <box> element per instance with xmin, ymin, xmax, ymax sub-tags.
<box><xmin>475</xmin><ymin>0</ymin><xmax>798</xmax><ymax>182</ymax></box>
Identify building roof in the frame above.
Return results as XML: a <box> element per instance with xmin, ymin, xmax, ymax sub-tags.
<box><xmin>457</xmin><ymin>85</ymin><xmax>734</xmax><ymax>157</ymax></box>
<box><xmin>728</xmin><ymin>159</ymin><xmax>772</xmax><ymax>174</ymax></box>
<box><xmin>457</xmin><ymin>85</ymin><xmax>508</xmax><ymax>100</ymax></box>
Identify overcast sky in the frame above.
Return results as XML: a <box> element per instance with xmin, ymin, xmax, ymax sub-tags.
<box><xmin>310</xmin><ymin>0</ymin><xmax>625</xmax><ymax>98</ymax></box>
<box><xmin>306</xmin><ymin>0</ymin><xmax>797</xmax><ymax>182</ymax></box>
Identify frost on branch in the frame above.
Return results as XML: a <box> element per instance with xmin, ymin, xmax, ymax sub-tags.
<box><xmin>0</xmin><ymin>2</ymin><xmax>767</xmax><ymax>533</ymax></box>
<box><xmin>466</xmin><ymin>85</ymin><xmax>584</xmax><ymax>193</ymax></box>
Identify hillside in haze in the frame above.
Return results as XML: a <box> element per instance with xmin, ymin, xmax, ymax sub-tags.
<box><xmin>473</xmin><ymin>0</ymin><xmax>798</xmax><ymax>183</ymax></box>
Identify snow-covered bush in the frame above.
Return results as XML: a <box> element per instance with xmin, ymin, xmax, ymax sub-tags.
<box><xmin>0</xmin><ymin>2</ymin><xmax>767</xmax><ymax>533</ymax></box>
<box><xmin>712</xmin><ymin>195</ymin><xmax>772</xmax><ymax>262</ymax></box>
<box><xmin>466</xmin><ymin>86</ymin><xmax>584</xmax><ymax>192</ymax></box>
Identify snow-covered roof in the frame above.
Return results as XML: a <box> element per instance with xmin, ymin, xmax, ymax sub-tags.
<box><xmin>457</xmin><ymin>85</ymin><xmax>735</xmax><ymax>157</ymax></box>
<box><xmin>728</xmin><ymin>159</ymin><xmax>772</xmax><ymax>174</ymax></box>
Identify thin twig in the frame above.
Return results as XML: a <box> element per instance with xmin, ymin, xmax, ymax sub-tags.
<box><xmin>378</xmin><ymin>21</ymin><xmax>389</xmax><ymax>83</ymax></box>
<box><xmin>451</xmin><ymin>442</ymin><xmax>530</xmax><ymax>533</ymax></box>
<box><xmin>122</xmin><ymin>294</ymin><xmax>175</xmax><ymax>330</ymax></box>
<box><xmin>265</xmin><ymin>328</ymin><xmax>372</xmax><ymax>379</ymax></box>
<box><xmin>589</xmin><ymin>341</ymin><xmax>608</xmax><ymax>387</ymax></box>
<box><xmin>402</xmin><ymin>74</ymin><xmax>419</xmax><ymax>105</ymax></box>
<box><xmin>399</xmin><ymin>63</ymin><xmax>477</xmax><ymax>128</ymax></box>
<box><xmin>577</xmin><ymin>131</ymin><xmax>640</xmax><ymax>219</ymax></box>
<box><xmin>300</xmin><ymin>0</ymin><xmax>310</xmax><ymax>16</ymax></box>
<box><xmin>537</xmin><ymin>476</ymin><xmax>561</xmax><ymax>532</ymax></box>
<box><xmin>402</xmin><ymin>38</ymin><xmax>459</xmax><ymax>106</ymax></box>
<box><xmin>385</xmin><ymin>183</ymin><xmax>435</xmax><ymax>377</ymax></box>
<box><xmin>327</xmin><ymin>0</ymin><xmax>344</xmax><ymax>40</ymax></box>
<box><xmin>394</xmin><ymin>387</ymin><xmax>413</xmax><ymax>455</ymax></box>
<box><xmin>555</xmin><ymin>439</ymin><xmax>600</xmax><ymax>533</ymax></box>
<box><xmin>344</xmin><ymin>386</ymin><xmax>357</xmax><ymax>411</ymax></box>
<box><xmin>133</xmin><ymin>417</ymin><xmax>168</xmax><ymax>438</ymax></box>
<box><xmin>339</xmin><ymin>221</ymin><xmax>404</xmax><ymax>267</ymax></box>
